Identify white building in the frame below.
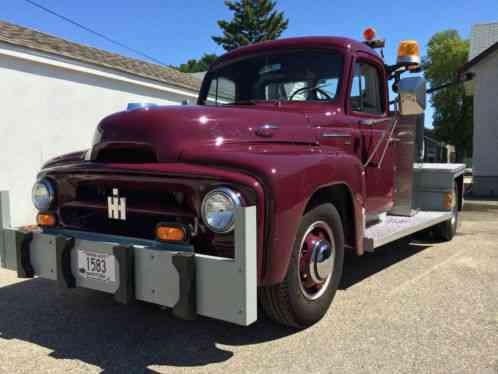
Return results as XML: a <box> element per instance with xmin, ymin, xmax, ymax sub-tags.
<box><xmin>0</xmin><ymin>20</ymin><xmax>201</xmax><ymax>227</ymax></box>
<box><xmin>463</xmin><ymin>22</ymin><xmax>498</xmax><ymax>196</ymax></box>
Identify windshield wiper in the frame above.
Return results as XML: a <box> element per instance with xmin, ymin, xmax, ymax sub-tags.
<box><xmin>288</xmin><ymin>82</ymin><xmax>334</xmax><ymax>100</ymax></box>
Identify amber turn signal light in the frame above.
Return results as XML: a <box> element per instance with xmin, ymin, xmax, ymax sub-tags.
<box><xmin>156</xmin><ymin>225</ymin><xmax>186</xmax><ymax>242</ymax></box>
<box><xmin>37</xmin><ymin>213</ymin><xmax>56</xmax><ymax>227</ymax></box>
<box><xmin>443</xmin><ymin>191</ymin><xmax>455</xmax><ymax>210</ymax></box>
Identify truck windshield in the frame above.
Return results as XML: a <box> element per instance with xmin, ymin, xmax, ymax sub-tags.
<box><xmin>199</xmin><ymin>50</ymin><xmax>343</xmax><ymax>105</ymax></box>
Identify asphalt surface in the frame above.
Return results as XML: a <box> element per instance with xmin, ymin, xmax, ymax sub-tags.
<box><xmin>0</xmin><ymin>201</ymin><xmax>497</xmax><ymax>374</ymax></box>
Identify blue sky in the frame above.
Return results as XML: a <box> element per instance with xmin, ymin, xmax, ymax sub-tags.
<box><xmin>3</xmin><ymin>0</ymin><xmax>498</xmax><ymax>126</ymax></box>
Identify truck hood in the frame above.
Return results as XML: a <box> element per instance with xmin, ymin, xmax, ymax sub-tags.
<box><xmin>92</xmin><ymin>105</ymin><xmax>315</xmax><ymax>162</ymax></box>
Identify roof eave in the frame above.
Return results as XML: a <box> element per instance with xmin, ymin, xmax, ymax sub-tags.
<box><xmin>461</xmin><ymin>41</ymin><xmax>498</xmax><ymax>73</ymax></box>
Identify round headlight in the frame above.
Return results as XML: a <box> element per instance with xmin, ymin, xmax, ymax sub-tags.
<box><xmin>32</xmin><ymin>179</ymin><xmax>55</xmax><ymax>211</ymax></box>
<box><xmin>201</xmin><ymin>187</ymin><xmax>242</xmax><ymax>233</ymax></box>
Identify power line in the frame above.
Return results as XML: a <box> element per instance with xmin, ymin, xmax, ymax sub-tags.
<box><xmin>23</xmin><ymin>0</ymin><xmax>169</xmax><ymax>66</ymax></box>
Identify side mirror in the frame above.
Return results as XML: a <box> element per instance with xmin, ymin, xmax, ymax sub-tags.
<box><xmin>398</xmin><ymin>77</ymin><xmax>426</xmax><ymax>116</ymax></box>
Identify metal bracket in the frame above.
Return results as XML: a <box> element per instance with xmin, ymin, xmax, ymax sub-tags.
<box><xmin>377</xmin><ymin>119</ymin><xmax>399</xmax><ymax>169</ymax></box>
<box><xmin>172</xmin><ymin>252</ymin><xmax>196</xmax><ymax>320</ymax></box>
<box><xmin>15</xmin><ymin>231</ymin><xmax>34</xmax><ymax>278</ymax></box>
<box><xmin>55</xmin><ymin>236</ymin><xmax>76</xmax><ymax>288</ymax></box>
<box><xmin>363</xmin><ymin>237</ymin><xmax>374</xmax><ymax>253</ymax></box>
<box><xmin>113</xmin><ymin>245</ymin><xmax>135</xmax><ymax>304</ymax></box>
<box><xmin>363</xmin><ymin>119</ymin><xmax>398</xmax><ymax>168</ymax></box>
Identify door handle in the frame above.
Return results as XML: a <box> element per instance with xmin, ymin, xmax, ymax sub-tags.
<box><xmin>255</xmin><ymin>124</ymin><xmax>279</xmax><ymax>137</ymax></box>
<box><xmin>258</xmin><ymin>124</ymin><xmax>279</xmax><ymax>130</ymax></box>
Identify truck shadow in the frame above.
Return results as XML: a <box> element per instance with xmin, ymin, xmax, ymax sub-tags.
<box><xmin>0</xmin><ymin>237</ymin><xmax>434</xmax><ymax>373</ymax></box>
<box><xmin>340</xmin><ymin>239</ymin><xmax>432</xmax><ymax>289</ymax></box>
<box><xmin>0</xmin><ymin>278</ymin><xmax>294</xmax><ymax>373</ymax></box>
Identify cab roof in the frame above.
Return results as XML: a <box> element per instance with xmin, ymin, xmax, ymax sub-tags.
<box><xmin>212</xmin><ymin>36</ymin><xmax>381</xmax><ymax>68</ymax></box>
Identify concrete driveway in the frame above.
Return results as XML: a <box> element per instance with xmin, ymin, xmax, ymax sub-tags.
<box><xmin>0</xmin><ymin>201</ymin><xmax>496</xmax><ymax>374</ymax></box>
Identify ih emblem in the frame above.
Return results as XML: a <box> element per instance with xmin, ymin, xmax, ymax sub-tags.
<box><xmin>107</xmin><ymin>188</ymin><xmax>126</xmax><ymax>220</ymax></box>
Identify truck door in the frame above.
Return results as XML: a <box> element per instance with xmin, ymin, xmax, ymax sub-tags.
<box><xmin>349</xmin><ymin>60</ymin><xmax>396</xmax><ymax>215</ymax></box>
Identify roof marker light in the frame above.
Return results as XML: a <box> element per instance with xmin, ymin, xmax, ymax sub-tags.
<box><xmin>363</xmin><ymin>27</ymin><xmax>376</xmax><ymax>41</ymax></box>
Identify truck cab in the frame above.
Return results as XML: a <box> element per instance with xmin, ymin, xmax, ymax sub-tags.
<box><xmin>0</xmin><ymin>32</ymin><xmax>465</xmax><ymax>328</ymax></box>
<box><xmin>198</xmin><ymin>36</ymin><xmax>396</xmax><ymax>217</ymax></box>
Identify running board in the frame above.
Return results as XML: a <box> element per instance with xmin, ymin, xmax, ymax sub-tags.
<box><xmin>364</xmin><ymin>211</ymin><xmax>452</xmax><ymax>252</ymax></box>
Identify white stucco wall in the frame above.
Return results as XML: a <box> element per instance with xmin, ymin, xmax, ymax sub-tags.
<box><xmin>470</xmin><ymin>49</ymin><xmax>498</xmax><ymax>196</ymax></box>
<box><xmin>0</xmin><ymin>42</ymin><xmax>199</xmax><ymax>227</ymax></box>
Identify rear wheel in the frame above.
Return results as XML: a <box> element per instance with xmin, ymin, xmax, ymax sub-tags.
<box><xmin>261</xmin><ymin>203</ymin><xmax>344</xmax><ymax>328</ymax></box>
<box><xmin>435</xmin><ymin>186</ymin><xmax>459</xmax><ymax>241</ymax></box>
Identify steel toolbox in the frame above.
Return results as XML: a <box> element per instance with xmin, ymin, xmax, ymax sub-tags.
<box><xmin>0</xmin><ymin>191</ymin><xmax>257</xmax><ymax>326</ymax></box>
<box><xmin>413</xmin><ymin>163</ymin><xmax>466</xmax><ymax>211</ymax></box>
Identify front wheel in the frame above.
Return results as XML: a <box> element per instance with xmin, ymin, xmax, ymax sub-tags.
<box><xmin>261</xmin><ymin>203</ymin><xmax>344</xmax><ymax>328</ymax></box>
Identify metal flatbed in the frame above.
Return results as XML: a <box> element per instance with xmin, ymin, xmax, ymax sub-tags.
<box><xmin>364</xmin><ymin>211</ymin><xmax>452</xmax><ymax>251</ymax></box>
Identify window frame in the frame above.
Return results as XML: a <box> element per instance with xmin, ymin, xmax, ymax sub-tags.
<box><xmin>197</xmin><ymin>48</ymin><xmax>346</xmax><ymax>106</ymax></box>
<box><xmin>205</xmin><ymin>76</ymin><xmax>237</xmax><ymax>106</ymax></box>
<box><xmin>348</xmin><ymin>56</ymin><xmax>388</xmax><ymax>118</ymax></box>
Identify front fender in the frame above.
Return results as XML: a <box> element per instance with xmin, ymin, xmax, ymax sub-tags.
<box><xmin>41</xmin><ymin>150</ymin><xmax>87</xmax><ymax>169</ymax></box>
<box><xmin>181</xmin><ymin>143</ymin><xmax>365</xmax><ymax>285</ymax></box>
<box><xmin>262</xmin><ymin>151</ymin><xmax>366</xmax><ymax>285</ymax></box>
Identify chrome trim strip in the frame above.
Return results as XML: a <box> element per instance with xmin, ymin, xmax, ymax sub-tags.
<box><xmin>321</xmin><ymin>133</ymin><xmax>351</xmax><ymax>138</ymax></box>
<box><xmin>321</xmin><ymin>133</ymin><xmax>352</xmax><ymax>144</ymax></box>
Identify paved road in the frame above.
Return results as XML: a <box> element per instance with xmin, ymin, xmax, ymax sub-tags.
<box><xmin>0</xmin><ymin>202</ymin><xmax>497</xmax><ymax>374</ymax></box>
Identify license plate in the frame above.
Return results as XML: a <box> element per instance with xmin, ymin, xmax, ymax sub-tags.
<box><xmin>77</xmin><ymin>250</ymin><xmax>116</xmax><ymax>282</ymax></box>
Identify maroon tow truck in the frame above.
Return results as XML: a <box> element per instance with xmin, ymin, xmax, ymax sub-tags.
<box><xmin>0</xmin><ymin>29</ymin><xmax>464</xmax><ymax>328</ymax></box>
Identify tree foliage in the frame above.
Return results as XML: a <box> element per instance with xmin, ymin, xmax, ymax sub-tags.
<box><xmin>423</xmin><ymin>30</ymin><xmax>473</xmax><ymax>161</ymax></box>
<box><xmin>178</xmin><ymin>53</ymin><xmax>218</xmax><ymax>73</ymax></box>
<box><xmin>213</xmin><ymin>0</ymin><xmax>289</xmax><ymax>51</ymax></box>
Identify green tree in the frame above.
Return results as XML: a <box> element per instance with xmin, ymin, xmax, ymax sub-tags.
<box><xmin>213</xmin><ymin>0</ymin><xmax>289</xmax><ymax>51</ymax></box>
<box><xmin>178</xmin><ymin>53</ymin><xmax>218</xmax><ymax>73</ymax></box>
<box><xmin>423</xmin><ymin>30</ymin><xmax>473</xmax><ymax>161</ymax></box>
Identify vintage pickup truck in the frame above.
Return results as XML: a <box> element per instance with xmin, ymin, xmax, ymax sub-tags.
<box><xmin>0</xmin><ymin>29</ymin><xmax>464</xmax><ymax>328</ymax></box>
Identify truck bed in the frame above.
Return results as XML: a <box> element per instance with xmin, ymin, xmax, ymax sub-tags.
<box><xmin>364</xmin><ymin>211</ymin><xmax>452</xmax><ymax>251</ymax></box>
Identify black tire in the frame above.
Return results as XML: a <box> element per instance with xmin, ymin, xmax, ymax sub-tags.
<box><xmin>434</xmin><ymin>186</ymin><xmax>459</xmax><ymax>241</ymax></box>
<box><xmin>261</xmin><ymin>203</ymin><xmax>344</xmax><ymax>328</ymax></box>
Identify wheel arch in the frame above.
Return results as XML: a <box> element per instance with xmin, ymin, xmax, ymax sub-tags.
<box><xmin>303</xmin><ymin>182</ymin><xmax>358</xmax><ymax>252</ymax></box>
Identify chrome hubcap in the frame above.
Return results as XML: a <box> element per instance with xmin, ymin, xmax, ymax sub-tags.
<box><xmin>310</xmin><ymin>240</ymin><xmax>333</xmax><ymax>284</ymax></box>
<box><xmin>298</xmin><ymin>221</ymin><xmax>335</xmax><ymax>300</ymax></box>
